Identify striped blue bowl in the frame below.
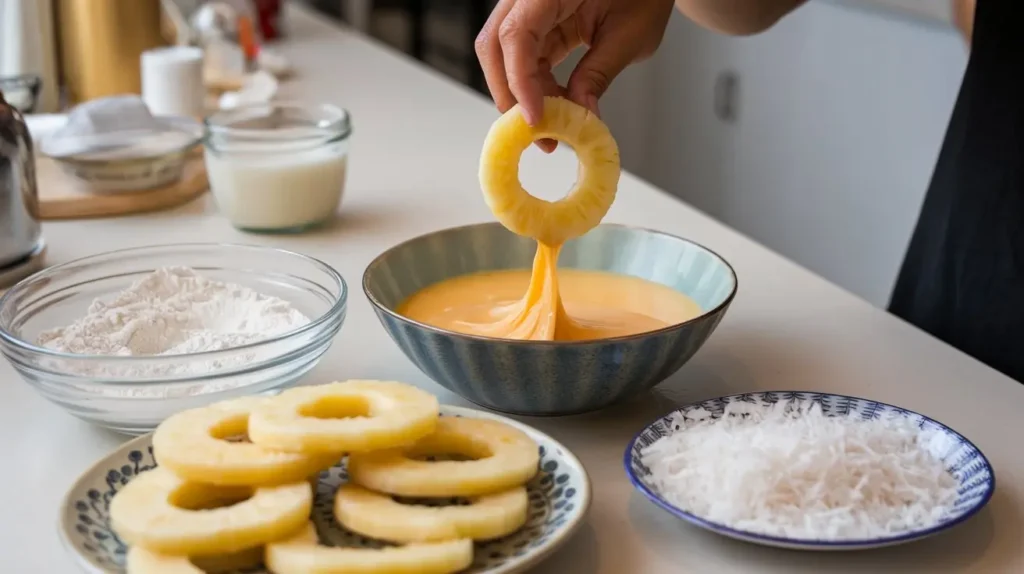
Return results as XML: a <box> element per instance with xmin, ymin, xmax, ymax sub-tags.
<box><xmin>362</xmin><ymin>223</ymin><xmax>737</xmax><ymax>416</ymax></box>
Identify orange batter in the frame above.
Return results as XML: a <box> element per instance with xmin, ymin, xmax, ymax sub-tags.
<box><xmin>398</xmin><ymin>243</ymin><xmax>701</xmax><ymax>342</ymax></box>
<box><xmin>402</xmin><ymin>98</ymin><xmax>698</xmax><ymax>341</ymax></box>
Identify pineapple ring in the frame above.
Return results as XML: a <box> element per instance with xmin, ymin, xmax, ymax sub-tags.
<box><xmin>109</xmin><ymin>468</ymin><xmax>312</xmax><ymax>556</ymax></box>
<box><xmin>334</xmin><ymin>483</ymin><xmax>528</xmax><ymax>543</ymax></box>
<box><xmin>126</xmin><ymin>545</ymin><xmax>264</xmax><ymax>574</ymax></box>
<box><xmin>247</xmin><ymin>380</ymin><xmax>440</xmax><ymax>454</ymax></box>
<box><xmin>479</xmin><ymin>95</ymin><xmax>621</xmax><ymax>246</ymax></box>
<box><xmin>153</xmin><ymin>396</ymin><xmax>341</xmax><ymax>486</ymax></box>
<box><xmin>265</xmin><ymin>522</ymin><xmax>473</xmax><ymax>574</ymax></box>
<box><xmin>347</xmin><ymin>417</ymin><xmax>539</xmax><ymax>497</ymax></box>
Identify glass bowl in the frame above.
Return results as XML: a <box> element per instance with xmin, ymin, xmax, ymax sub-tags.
<box><xmin>203</xmin><ymin>102</ymin><xmax>352</xmax><ymax>233</ymax></box>
<box><xmin>0</xmin><ymin>243</ymin><xmax>347</xmax><ymax>434</ymax></box>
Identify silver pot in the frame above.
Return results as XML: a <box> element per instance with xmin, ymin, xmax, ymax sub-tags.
<box><xmin>0</xmin><ymin>87</ymin><xmax>42</xmax><ymax>269</ymax></box>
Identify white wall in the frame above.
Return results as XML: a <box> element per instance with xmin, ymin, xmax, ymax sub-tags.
<box><xmin>561</xmin><ymin>1</ymin><xmax>968</xmax><ymax>307</ymax></box>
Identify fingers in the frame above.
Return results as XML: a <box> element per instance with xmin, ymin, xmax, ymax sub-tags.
<box><xmin>535</xmin><ymin>60</ymin><xmax>568</xmax><ymax>153</ymax></box>
<box><xmin>476</xmin><ymin>0</ymin><xmax>586</xmax><ymax>153</ymax></box>
<box><xmin>539</xmin><ymin>18</ymin><xmax>581</xmax><ymax>78</ymax></box>
<box><xmin>475</xmin><ymin>1</ymin><xmax>579</xmax><ymax>117</ymax></box>
<box><xmin>475</xmin><ymin>0</ymin><xmax>519</xmax><ymax>113</ymax></box>
<box><xmin>498</xmin><ymin>0</ymin><xmax>584</xmax><ymax>125</ymax></box>
<box><xmin>531</xmin><ymin>17</ymin><xmax>579</xmax><ymax>153</ymax></box>
<box><xmin>565</xmin><ymin>24</ymin><xmax>637</xmax><ymax>116</ymax></box>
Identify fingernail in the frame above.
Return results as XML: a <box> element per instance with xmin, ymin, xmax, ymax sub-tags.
<box><xmin>588</xmin><ymin>95</ymin><xmax>601</xmax><ymax>117</ymax></box>
<box><xmin>522</xmin><ymin>106</ymin><xmax>538</xmax><ymax>126</ymax></box>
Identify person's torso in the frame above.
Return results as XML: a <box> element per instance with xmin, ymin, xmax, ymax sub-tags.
<box><xmin>889</xmin><ymin>0</ymin><xmax>1024</xmax><ymax>381</ymax></box>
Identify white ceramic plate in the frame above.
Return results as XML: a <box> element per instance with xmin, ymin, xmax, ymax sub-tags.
<box><xmin>61</xmin><ymin>405</ymin><xmax>591</xmax><ymax>573</ymax></box>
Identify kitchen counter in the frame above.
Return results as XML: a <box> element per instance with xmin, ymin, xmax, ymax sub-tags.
<box><xmin>2</xmin><ymin>4</ymin><xmax>1021</xmax><ymax>572</ymax></box>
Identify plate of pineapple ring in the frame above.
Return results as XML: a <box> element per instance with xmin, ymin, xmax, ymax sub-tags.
<box><xmin>59</xmin><ymin>380</ymin><xmax>591</xmax><ymax>574</ymax></box>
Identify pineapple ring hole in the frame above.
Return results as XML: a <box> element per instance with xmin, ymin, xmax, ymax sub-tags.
<box><xmin>297</xmin><ymin>395</ymin><xmax>371</xmax><ymax>420</ymax></box>
<box><xmin>209</xmin><ymin>413</ymin><xmax>252</xmax><ymax>443</ymax></box>
<box><xmin>169</xmin><ymin>483</ymin><xmax>255</xmax><ymax>511</ymax></box>
<box><xmin>408</xmin><ymin>453</ymin><xmax>477</xmax><ymax>462</ymax></box>
<box><xmin>519</xmin><ymin>142</ymin><xmax>582</xmax><ymax>201</ymax></box>
<box><xmin>406</xmin><ymin>432</ymin><xmax>493</xmax><ymax>462</ymax></box>
<box><xmin>391</xmin><ymin>495</ymin><xmax>473</xmax><ymax>507</ymax></box>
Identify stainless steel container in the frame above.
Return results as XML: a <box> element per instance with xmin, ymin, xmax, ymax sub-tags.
<box><xmin>0</xmin><ymin>90</ymin><xmax>42</xmax><ymax>269</ymax></box>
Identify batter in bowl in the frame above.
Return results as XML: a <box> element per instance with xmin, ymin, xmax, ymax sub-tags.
<box><xmin>400</xmin><ymin>97</ymin><xmax>699</xmax><ymax>341</ymax></box>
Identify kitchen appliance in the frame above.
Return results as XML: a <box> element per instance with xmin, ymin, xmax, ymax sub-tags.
<box><xmin>0</xmin><ymin>0</ymin><xmax>60</xmax><ymax>113</ymax></box>
<box><xmin>56</xmin><ymin>0</ymin><xmax>166</xmax><ymax>104</ymax></box>
<box><xmin>0</xmin><ymin>89</ymin><xmax>46</xmax><ymax>288</ymax></box>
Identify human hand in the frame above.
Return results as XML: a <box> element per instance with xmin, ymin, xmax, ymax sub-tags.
<box><xmin>475</xmin><ymin>0</ymin><xmax>676</xmax><ymax>151</ymax></box>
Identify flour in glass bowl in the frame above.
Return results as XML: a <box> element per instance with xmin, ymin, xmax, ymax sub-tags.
<box><xmin>36</xmin><ymin>267</ymin><xmax>310</xmax><ymax>392</ymax></box>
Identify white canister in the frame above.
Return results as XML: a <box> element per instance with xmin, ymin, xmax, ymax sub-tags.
<box><xmin>140</xmin><ymin>46</ymin><xmax>205</xmax><ymax>118</ymax></box>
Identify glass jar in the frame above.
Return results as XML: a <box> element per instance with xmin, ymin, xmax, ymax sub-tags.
<box><xmin>203</xmin><ymin>103</ymin><xmax>352</xmax><ymax>233</ymax></box>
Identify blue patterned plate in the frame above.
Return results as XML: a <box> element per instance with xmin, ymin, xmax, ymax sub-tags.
<box><xmin>61</xmin><ymin>405</ymin><xmax>591</xmax><ymax>573</ymax></box>
<box><xmin>624</xmin><ymin>391</ymin><xmax>995</xmax><ymax>551</ymax></box>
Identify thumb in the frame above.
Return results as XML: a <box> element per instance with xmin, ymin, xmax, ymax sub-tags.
<box><xmin>566</xmin><ymin>28</ymin><xmax>636</xmax><ymax>116</ymax></box>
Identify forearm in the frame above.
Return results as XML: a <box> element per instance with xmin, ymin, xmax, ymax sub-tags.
<box><xmin>953</xmin><ymin>0</ymin><xmax>975</xmax><ymax>43</ymax></box>
<box><xmin>674</xmin><ymin>0</ymin><xmax>807</xmax><ymax>36</ymax></box>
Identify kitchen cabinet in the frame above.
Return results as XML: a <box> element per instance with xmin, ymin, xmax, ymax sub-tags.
<box><xmin>644</xmin><ymin>16</ymin><xmax>742</xmax><ymax>224</ymax></box>
<box><xmin>640</xmin><ymin>2</ymin><xmax>967</xmax><ymax>307</ymax></box>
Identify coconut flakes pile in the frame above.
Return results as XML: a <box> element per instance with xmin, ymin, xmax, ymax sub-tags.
<box><xmin>639</xmin><ymin>400</ymin><xmax>959</xmax><ymax>540</ymax></box>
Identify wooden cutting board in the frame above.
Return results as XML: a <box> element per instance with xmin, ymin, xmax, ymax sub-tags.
<box><xmin>36</xmin><ymin>152</ymin><xmax>208</xmax><ymax>220</ymax></box>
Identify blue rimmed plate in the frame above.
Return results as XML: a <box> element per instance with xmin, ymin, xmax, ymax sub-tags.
<box><xmin>624</xmin><ymin>391</ymin><xmax>994</xmax><ymax>551</ymax></box>
<box><xmin>61</xmin><ymin>405</ymin><xmax>591</xmax><ymax>573</ymax></box>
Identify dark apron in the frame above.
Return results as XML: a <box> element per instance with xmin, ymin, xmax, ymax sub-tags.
<box><xmin>889</xmin><ymin>0</ymin><xmax>1024</xmax><ymax>382</ymax></box>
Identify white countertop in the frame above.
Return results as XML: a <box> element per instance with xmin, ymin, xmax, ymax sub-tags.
<box><xmin>4</xmin><ymin>5</ymin><xmax>1022</xmax><ymax>573</ymax></box>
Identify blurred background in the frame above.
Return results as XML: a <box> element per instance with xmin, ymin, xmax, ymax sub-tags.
<box><xmin>304</xmin><ymin>0</ymin><xmax>966</xmax><ymax>309</ymax></box>
<box><xmin>1</xmin><ymin>0</ymin><xmax>966</xmax><ymax>309</ymax></box>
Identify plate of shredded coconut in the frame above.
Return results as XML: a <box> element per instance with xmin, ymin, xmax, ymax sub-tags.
<box><xmin>624</xmin><ymin>391</ymin><xmax>994</xmax><ymax>550</ymax></box>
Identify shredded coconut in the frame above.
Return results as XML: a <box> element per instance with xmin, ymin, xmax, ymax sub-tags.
<box><xmin>36</xmin><ymin>267</ymin><xmax>310</xmax><ymax>392</ymax></box>
<box><xmin>639</xmin><ymin>401</ymin><xmax>958</xmax><ymax>540</ymax></box>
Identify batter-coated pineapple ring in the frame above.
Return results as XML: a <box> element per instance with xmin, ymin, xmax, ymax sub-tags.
<box><xmin>247</xmin><ymin>380</ymin><xmax>440</xmax><ymax>454</ymax></box>
<box><xmin>265</xmin><ymin>522</ymin><xmax>473</xmax><ymax>574</ymax></box>
<box><xmin>153</xmin><ymin>396</ymin><xmax>341</xmax><ymax>486</ymax></box>
<box><xmin>347</xmin><ymin>417</ymin><xmax>539</xmax><ymax>497</ymax></box>
<box><xmin>109</xmin><ymin>468</ymin><xmax>311</xmax><ymax>556</ymax></box>
<box><xmin>479</xmin><ymin>96</ymin><xmax>621</xmax><ymax>247</ymax></box>
<box><xmin>334</xmin><ymin>483</ymin><xmax>528</xmax><ymax>543</ymax></box>
<box><xmin>126</xmin><ymin>544</ymin><xmax>264</xmax><ymax>574</ymax></box>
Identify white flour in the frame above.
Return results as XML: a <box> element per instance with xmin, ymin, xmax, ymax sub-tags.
<box><xmin>37</xmin><ymin>267</ymin><xmax>310</xmax><ymax>393</ymax></box>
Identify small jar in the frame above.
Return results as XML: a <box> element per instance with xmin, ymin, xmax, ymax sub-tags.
<box><xmin>203</xmin><ymin>103</ymin><xmax>351</xmax><ymax>233</ymax></box>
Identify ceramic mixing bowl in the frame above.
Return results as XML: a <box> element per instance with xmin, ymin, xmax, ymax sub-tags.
<box><xmin>363</xmin><ymin>223</ymin><xmax>737</xmax><ymax>416</ymax></box>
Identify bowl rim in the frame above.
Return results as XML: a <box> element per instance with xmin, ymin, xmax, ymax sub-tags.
<box><xmin>362</xmin><ymin>222</ymin><xmax>738</xmax><ymax>347</ymax></box>
<box><xmin>42</xmin><ymin>114</ymin><xmax>204</xmax><ymax>163</ymax></box>
<box><xmin>203</xmin><ymin>101</ymin><xmax>353</xmax><ymax>154</ymax></box>
<box><xmin>52</xmin><ymin>148</ymin><xmax>193</xmax><ymax>169</ymax></box>
<box><xmin>0</xmin><ymin>242</ymin><xmax>348</xmax><ymax>362</ymax></box>
<box><xmin>622</xmin><ymin>390</ymin><xmax>997</xmax><ymax>549</ymax></box>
